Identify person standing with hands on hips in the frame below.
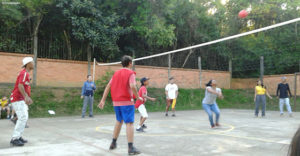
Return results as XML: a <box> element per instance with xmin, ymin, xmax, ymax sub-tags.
<box><xmin>165</xmin><ymin>77</ymin><xmax>178</xmax><ymax>117</ymax></box>
<box><xmin>81</xmin><ymin>75</ymin><xmax>96</xmax><ymax>118</ymax></box>
<box><xmin>10</xmin><ymin>57</ymin><xmax>34</xmax><ymax>146</ymax></box>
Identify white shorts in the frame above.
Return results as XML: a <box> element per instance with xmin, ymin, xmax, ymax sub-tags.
<box><xmin>138</xmin><ymin>104</ymin><xmax>148</xmax><ymax>118</ymax></box>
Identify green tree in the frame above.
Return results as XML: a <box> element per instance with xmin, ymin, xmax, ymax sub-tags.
<box><xmin>57</xmin><ymin>0</ymin><xmax>128</xmax><ymax>74</ymax></box>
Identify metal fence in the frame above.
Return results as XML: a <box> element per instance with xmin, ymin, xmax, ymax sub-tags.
<box><xmin>0</xmin><ymin>34</ymin><xmax>88</xmax><ymax>61</ymax></box>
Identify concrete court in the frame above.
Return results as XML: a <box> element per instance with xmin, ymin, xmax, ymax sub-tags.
<box><xmin>0</xmin><ymin>109</ymin><xmax>298</xmax><ymax>156</ymax></box>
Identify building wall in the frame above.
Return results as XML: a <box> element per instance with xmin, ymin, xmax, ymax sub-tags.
<box><xmin>0</xmin><ymin>52</ymin><xmax>230</xmax><ymax>89</ymax></box>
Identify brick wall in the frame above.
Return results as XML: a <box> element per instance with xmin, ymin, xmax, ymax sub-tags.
<box><xmin>0</xmin><ymin>52</ymin><xmax>230</xmax><ymax>89</ymax></box>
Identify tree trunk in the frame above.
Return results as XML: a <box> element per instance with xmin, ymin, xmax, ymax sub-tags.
<box><xmin>32</xmin><ymin>15</ymin><xmax>43</xmax><ymax>87</ymax></box>
<box><xmin>63</xmin><ymin>30</ymin><xmax>72</xmax><ymax>60</ymax></box>
<box><xmin>87</xmin><ymin>44</ymin><xmax>91</xmax><ymax>75</ymax></box>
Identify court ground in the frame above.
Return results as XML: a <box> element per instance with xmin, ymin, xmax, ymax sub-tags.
<box><xmin>0</xmin><ymin>109</ymin><xmax>298</xmax><ymax>156</ymax></box>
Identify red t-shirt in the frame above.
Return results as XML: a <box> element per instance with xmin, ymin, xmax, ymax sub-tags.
<box><xmin>10</xmin><ymin>69</ymin><xmax>31</xmax><ymax>103</ymax></box>
<box><xmin>135</xmin><ymin>86</ymin><xmax>147</xmax><ymax>108</ymax></box>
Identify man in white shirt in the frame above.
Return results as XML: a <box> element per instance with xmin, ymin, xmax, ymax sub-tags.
<box><xmin>165</xmin><ymin>77</ymin><xmax>178</xmax><ymax>117</ymax></box>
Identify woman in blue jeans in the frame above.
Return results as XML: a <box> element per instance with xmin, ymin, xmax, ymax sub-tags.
<box><xmin>202</xmin><ymin>80</ymin><xmax>224</xmax><ymax>128</ymax></box>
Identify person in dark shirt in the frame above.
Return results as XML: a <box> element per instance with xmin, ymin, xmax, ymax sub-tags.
<box><xmin>276</xmin><ymin>77</ymin><xmax>293</xmax><ymax>117</ymax></box>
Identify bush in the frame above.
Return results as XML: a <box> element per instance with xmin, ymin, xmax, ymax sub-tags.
<box><xmin>95</xmin><ymin>70</ymin><xmax>114</xmax><ymax>96</ymax></box>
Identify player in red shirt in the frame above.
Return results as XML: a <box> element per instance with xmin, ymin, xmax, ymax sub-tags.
<box><xmin>98</xmin><ymin>55</ymin><xmax>143</xmax><ymax>155</ymax></box>
<box><xmin>135</xmin><ymin>77</ymin><xmax>156</xmax><ymax>132</ymax></box>
<box><xmin>10</xmin><ymin>57</ymin><xmax>34</xmax><ymax>147</ymax></box>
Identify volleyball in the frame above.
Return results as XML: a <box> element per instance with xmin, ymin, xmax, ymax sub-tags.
<box><xmin>238</xmin><ymin>10</ymin><xmax>248</xmax><ymax>18</ymax></box>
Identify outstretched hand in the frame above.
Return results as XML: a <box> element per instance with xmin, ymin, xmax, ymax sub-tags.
<box><xmin>138</xmin><ymin>97</ymin><xmax>143</xmax><ymax>101</ymax></box>
<box><xmin>151</xmin><ymin>98</ymin><xmax>156</xmax><ymax>102</ymax></box>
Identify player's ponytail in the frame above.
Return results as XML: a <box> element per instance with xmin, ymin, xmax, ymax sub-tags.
<box><xmin>206</xmin><ymin>80</ymin><xmax>213</xmax><ymax>87</ymax></box>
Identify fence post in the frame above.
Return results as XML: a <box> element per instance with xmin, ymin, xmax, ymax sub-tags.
<box><xmin>229</xmin><ymin>59</ymin><xmax>232</xmax><ymax>89</ymax></box>
<box><xmin>294</xmin><ymin>73</ymin><xmax>298</xmax><ymax>111</ymax></box>
<box><xmin>93</xmin><ymin>58</ymin><xmax>96</xmax><ymax>82</ymax></box>
<box><xmin>260</xmin><ymin>56</ymin><xmax>264</xmax><ymax>83</ymax></box>
<box><xmin>132</xmin><ymin>51</ymin><xmax>135</xmax><ymax>71</ymax></box>
<box><xmin>198</xmin><ymin>57</ymin><xmax>202</xmax><ymax>88</ymax></box>
<box><xmin>168</xmin><ymin>54</ymin><xmax>171</xmax><ymax>82</ymax></box>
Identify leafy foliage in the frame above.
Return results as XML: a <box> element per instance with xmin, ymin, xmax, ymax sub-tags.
<box><xmin>0</xmin><ymin>0</ymin><xmax>299</xmax><ymax>77</ymax></box>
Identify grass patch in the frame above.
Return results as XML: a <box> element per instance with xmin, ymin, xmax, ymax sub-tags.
<box><xmin>0</xmin><ymin>86</ymin><xmax>300</xmax><ymax>118</ymax></box>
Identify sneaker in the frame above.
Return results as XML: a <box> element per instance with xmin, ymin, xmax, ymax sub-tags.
<box><xmin>128</xmin><ymin>146</ymin><xmax>141</xmax><ymax>155</ymax></box>
<box><xmin>109</xmin><ymin>142</ymin><xmax>117</xmax><ymax>150</ymax></box>
<box><xmin>165</xmin><ymin>113</ymin><xmax>168</xmax><ymax>117</ymax></box>
<box><xmin>136</xmin><ymin>127</ymin><xmax>144</xmax><ymax>132</ymax></box>
<box><xmin>280</xmin><ymin>113</ymin><xmax>284</xmax><ymax>117</ymax></box>
<box><xmin>211</xmin><ymin>125</ymin><xmax>216</xmax><ymax>128</ymax></box>
<box><xmin>10</xmin><ymin>139</ymin><xmax>24</xmax><ymax>147</ymax></box>
<box><xmin>89</xmin><ymin>115</ymin><xmax>93</xmax><ymax>118</ymax></box>
<box><xmin>19</xmin><ymin>137</ymin><xmax>28</xmax><ymax>144</ymax></box>
<box><xmin>7</xmin><ymin>116</ymin><xmax>10</xmax><ymax>119</ymax></box>
<box><xmin>81</xmin><ymin>115</ymin><xmax>85</xmax><ymax>118</ymax></box>
<box><xmin>216</xmin><ymin>123</ymin><xmax>221</xmax><ymax>127</ymax></box>
<box><xmin>172</xmin><ymin>114</ymin><xmax>176</xmax><ymax>117</ymax></box>
<box><xmin>141</xmin><ymin>124</ymin><xmax>147</xmax><ymax>129</ymax></box>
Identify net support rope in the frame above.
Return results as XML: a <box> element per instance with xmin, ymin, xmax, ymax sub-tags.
<box><xmin>97</xmin><ymin>18</ymin><xmax>300</xmax><ymax>66</ymax></box>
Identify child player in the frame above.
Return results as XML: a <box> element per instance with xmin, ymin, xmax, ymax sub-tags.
<box><xmin>135</xmin><ymin>77</ymin><xmax>156</xmax><ymax>132</ymax></box>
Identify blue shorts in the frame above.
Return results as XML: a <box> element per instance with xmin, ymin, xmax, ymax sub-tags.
<box><xmin>114</xmin><ymin>105</ymin><xmax>135</xmax><ymax>123</ymax></box>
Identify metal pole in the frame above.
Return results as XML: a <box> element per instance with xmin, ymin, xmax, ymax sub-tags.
<box><xmin>229</xmin><ymin>59</ymin><xmax>232</xmax><ymax>89</ymax></box>
<box><xmin>132</xmin><ymin>51</ymin><xmax>135</xmax><ymax>71</ymax></box>
<box><xmin>93</xmin><ymin>58</ymin><xmax>96</xmax><ymax>82</ymax></box>
<box><xmin>198</xmin><ymin>57</ymin><xmax>202</xmax><ymax>88</ymax></box>
<box><xmin>294</xmin><ymin>73</ymin><xmax>298</xmax><ymax>110</ymax></box>
<box><xmin>260</xmin><ymin>56</ymin><xmax>264</xmax><ymax>83</ymax></box>
<box><xmin>168</xmin><ymin>54</ymin><xmax>171</xmax><ymax>82</ymax></box>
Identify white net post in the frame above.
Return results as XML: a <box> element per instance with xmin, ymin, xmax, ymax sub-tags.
<box><xmin>198</xmin><ymin>56</ymin><xmax>202</xmax><ymax>88</ymax></box>
<box><xmin>168</xmin><ymin>54</ymin><xmax>171</xmax><ymax>82</ymax></box>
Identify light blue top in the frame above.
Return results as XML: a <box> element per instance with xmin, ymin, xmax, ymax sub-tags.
<box><xmin>202</xmin><ymin>87</ymin><xmax>221</xmax><ymax>104</ymax></box>
<box><xmin>81</xmin><ymin>81</ymin><xmax>96</xmax><ymax>96</ymax></box>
